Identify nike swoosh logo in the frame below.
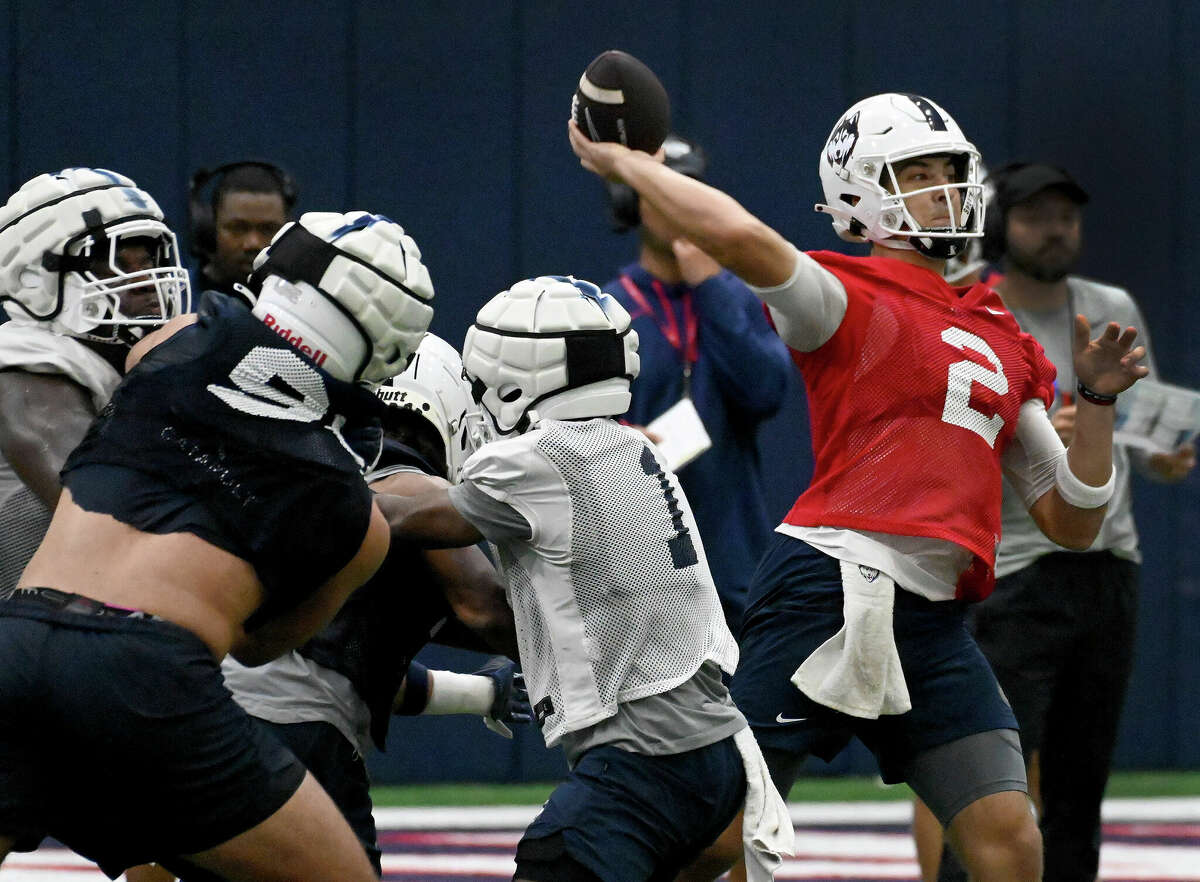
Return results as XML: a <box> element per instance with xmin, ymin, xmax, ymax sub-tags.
<box><xmin>775</xmin><ymin>712</ymin><xmax>807</xmax><ymax>724</ymax></box>
<box><xmin>985</xmin><ymin>307</ymin><xmax>1006</xmax><ymax>315</ymax></box>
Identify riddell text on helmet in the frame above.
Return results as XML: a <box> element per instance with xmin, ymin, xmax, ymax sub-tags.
<box><xmin>261</xmin><ymin>312</ymin><xmax>329</xmax><ymax>368</ymax></box>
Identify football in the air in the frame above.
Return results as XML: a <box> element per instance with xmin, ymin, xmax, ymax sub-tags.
<box><xmin>572</xmin><ymin>50</ymin><xmax>670</xmax><ymax>154</ymax></box>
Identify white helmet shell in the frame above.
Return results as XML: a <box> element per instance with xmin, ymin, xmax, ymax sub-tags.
<box><xmin>0</xmin><ymin>167</ymin><xmax>190</xmax><ymax>343</ymax></box>
<box><xmin>249</xmin><ymin>211</ymin><xmax>435</xmax><ymax>384</ymax></box>
<box><xmin>374</xmin><ymin>333</ymin><xmax>486</xmax><ymax>482</ymax></box>
<box><xmin>463</xmin><ymin>275</ymin><xmax>640</xmax><ymax>436</ymax></box>
<box><xmin>816</xmin><ymin>93</ymin><xmax>984</xmax><ymax>258</ymax></box>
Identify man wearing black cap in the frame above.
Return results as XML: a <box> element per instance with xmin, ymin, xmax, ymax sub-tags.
<box><xmin>920</xmin><ymin>162</ymin><xmax>1196</xmax><ymax>882</ymax></box>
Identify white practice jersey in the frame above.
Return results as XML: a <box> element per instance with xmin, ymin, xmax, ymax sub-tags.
<box><xmin>449</xmin><ymin>417</ymin><xmax>739</xmax><ymax>749</ymax></box>
<box><xmin>0</xmin><ymin>323</ymin><xmax>121</xmax><ymax>594</ymax></box>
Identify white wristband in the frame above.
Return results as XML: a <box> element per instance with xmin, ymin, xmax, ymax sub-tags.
<box><xmin>1054</xmin><ymin>454</ymin><xmax>1115</xmax><ymax>509</ymax></box>
<box><xmin>424</xmin><ymin>670</ymin><xmax>495</xmax><ymax>716</ymax></box>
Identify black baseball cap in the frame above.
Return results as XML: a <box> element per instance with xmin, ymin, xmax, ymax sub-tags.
<box><xmin>993</xmin><ymin>162</ymin><xmax>1090</xmax><ymax>209</ymax></box>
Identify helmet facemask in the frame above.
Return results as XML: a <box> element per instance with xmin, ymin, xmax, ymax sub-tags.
<box><xmin>874</xmin><ymin>150</ymin><xmax>984</xmax><ymax>258</ymax></box>
<box><xmin>57</xmin><ymin>214</ymin><xmax>190</xmax><ymax>345</ymax></box>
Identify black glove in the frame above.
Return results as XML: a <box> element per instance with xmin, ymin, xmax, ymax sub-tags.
<box><xmin>472</xmin><ymin>656</ymin><xmax>532</xmax><ymax>738</ymax></box>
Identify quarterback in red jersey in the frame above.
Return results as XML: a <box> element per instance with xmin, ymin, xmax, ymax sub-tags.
<box><xmin>570</xmin><ymin>92</ymin><xmax>1146</xmax><ymax>882</ymax></box>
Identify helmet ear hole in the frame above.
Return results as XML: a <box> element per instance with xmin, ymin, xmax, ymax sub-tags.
<box><xmin>498</xmin><ymin>384</ymin><xmax>522</xmax><ymax>403</ymax></box>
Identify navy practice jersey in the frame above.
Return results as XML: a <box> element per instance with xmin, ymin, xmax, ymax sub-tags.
<box><xmin>62</xmin><ymin>291</ymin><xmax>384</xmax><ymax>630</ymax></box>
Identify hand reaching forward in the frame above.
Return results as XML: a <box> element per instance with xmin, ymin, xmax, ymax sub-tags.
<box><xmin>1072</xmin><ymin>315</ymin><xmax>1149</xmax><ymax>397</ymax></box>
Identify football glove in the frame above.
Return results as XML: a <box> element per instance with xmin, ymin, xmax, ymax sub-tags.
<box><xmin>473</xmin><ymin>656</ymin><xmax>532</xmax><ymax>738</ymax></box>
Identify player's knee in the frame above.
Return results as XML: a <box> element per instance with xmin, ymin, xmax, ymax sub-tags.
<box><xmin>950</xmin><ymin>793</ymin><xmax>1042</xmax><ymax>881</ymax></box>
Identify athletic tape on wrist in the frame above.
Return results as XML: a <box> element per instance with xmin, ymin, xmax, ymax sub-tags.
<box><xmin>1054</xmin><ymin>453</ymin><xmax>1115</xmax><ymax>509</ymax></box>
<box><xmin>422</xmin><ymin>670</ymin><xmax>495</xmax><ymax>716</ymax></box>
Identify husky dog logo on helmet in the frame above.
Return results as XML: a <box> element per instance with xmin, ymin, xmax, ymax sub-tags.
<box><xmin>825</xmin><ymin>110</ymin><xmax>861</xmax><ymax>170</ymax></box>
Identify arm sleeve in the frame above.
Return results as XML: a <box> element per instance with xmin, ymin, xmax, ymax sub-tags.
<box><xmin>447</xmin><ymin>481</ymin><xmax>533</xmax><ymax>543</ymax></box>
<box><xmin>1001</xmin><ymin>399</ymin><xmax>1068</xmax><ymax>508</ymax></box>
<box><xmin>748</xmin><ymin>244</ymin><xmax>848</xmax><ymax>353</ymax></box>
<box><xmin>690</xmin><ymin>270</ymin><xmax>793</xmax><ymax>418</ymax></box>
<box><xmin>453</xmin><ymin>435</ymin><xmax>569</xmax><ymax>547</ymax></box>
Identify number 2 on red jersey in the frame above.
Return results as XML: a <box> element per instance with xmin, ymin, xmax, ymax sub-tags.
<box><xmin>940</xmin><ymin>326</ymin><xmax>1008</xmax><ymax>447</ymax></box>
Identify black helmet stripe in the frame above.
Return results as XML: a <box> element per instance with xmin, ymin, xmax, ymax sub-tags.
<box><xmin>903</xmin><ymin>94</ymin><xmax>948</xmax><ymax>131</ymax></box>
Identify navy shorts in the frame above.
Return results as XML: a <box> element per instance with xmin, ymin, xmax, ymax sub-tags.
<box><xmin>0</xmin><ymin>601</ymin><xmax>306</xmax><ymax>878</ymax></box>
<box><xmin>515</xmin><ymin>738</ymin><xmax>746</xmax><ymax>882</ymax></box>
<box><xmin>732</xmin><ymin>534</ymin><xmax>1017</xmax><ymax>784</ymax></box>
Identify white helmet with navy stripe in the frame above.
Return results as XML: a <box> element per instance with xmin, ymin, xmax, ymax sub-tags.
<box><xmin>374</xmin><ymin>333</ymin><xmax>487</xmax><ymax>482</ymax></box>
<box><xmin>462</xmin><ymin>275</ymin><xmax>640</xmax><ymax>436</ymax></box>
<box><xmin>0</xmin><ymin>167</ymin><xmax>190</xmax><ymax>343</ymax></box>
<box><xmin>248</xmin><ymin>210</ymin><xmax>435</xmax><ymax>385</ymax></box>
<box><xmin>816</xmin><ymin>93</ymin><xmax>984</xmax><ymax>259</ymax></box>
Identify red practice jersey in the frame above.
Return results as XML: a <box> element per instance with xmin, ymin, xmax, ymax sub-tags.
<box><xmin>783</xmin><ymin>251</ymin><xmax>1056</xmax><ymax>600</ymax></box>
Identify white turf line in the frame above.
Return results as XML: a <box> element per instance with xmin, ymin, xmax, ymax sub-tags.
<box><xmin>372</xmin><ymin>796</ymin><xmax>1200</xmax><ymax>829</ymax></box>
<box><xmin>5</xmin><ymin>800</ymin><xmax>1200</xmax><ymax>882</ymax></box>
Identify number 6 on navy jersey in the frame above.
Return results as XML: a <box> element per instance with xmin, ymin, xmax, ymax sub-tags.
<box><xmin>208</xmin><ymin>346</ymin><xmax>330</xmax><ymax>422</ymax></box>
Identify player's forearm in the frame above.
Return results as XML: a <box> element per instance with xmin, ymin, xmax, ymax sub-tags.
<box><xmin>613</xmin><ymin>151</ymin><xmax>793</xmax><ymax>286</ymax></box>
<box><xmin>375</xmin><ymin>490</ymin><xmax>484</xmax><ymax>548</ymax></box>
<box><xmin>1065</xmin><ymin>397</ymin><xmax>1116</xmax><ymax>487</ymax></box>
<box><xmin>1032</xmin><ymin>398</ymin><xmax>1116</xmax><ymax>549</ymax></box>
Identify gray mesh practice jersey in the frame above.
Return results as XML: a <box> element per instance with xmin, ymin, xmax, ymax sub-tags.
<box><xmin>0</xmin><ymin>324</ymin><xmax>120</xmax><ymax>595</ymax></box>
<box><xmin>450</xmin><ymin>417</ymin><xmax>740</xmax><ymax>751</ymax></box>
<box><xmin>997</xmin><ymin>276</ymin><xmax>1154</xmax><ymax>576</ymax></box>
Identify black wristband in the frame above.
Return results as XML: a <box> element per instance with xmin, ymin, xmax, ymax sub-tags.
<box><xmin>1076</xmin><ymin>380</ymin><xmax>1118</xmax><ymax>406</ymax></box>
<box><xmin>395</xmin><ymin>661</ymin><xmax>431</xmax><ymax>715</ymax></box>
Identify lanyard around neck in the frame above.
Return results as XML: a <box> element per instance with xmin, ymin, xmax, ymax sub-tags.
<box><xmin>619</xmin><ymin>274</ymin><xmax>699</xmax><ymax>396</ymax></box>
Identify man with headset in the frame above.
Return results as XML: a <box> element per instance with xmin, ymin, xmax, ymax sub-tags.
<box><xmin>189</xmin><ymin>161</ymin><xmax>297</xmax><ymax>300</ymax></box>
<box><xmin>601</xmin><ymin>134</ymin><xmax>792</xmax><ymax>632</ymax></box>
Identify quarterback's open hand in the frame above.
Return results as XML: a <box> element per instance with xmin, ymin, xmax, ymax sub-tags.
<box><xmin>1072</xmin><ymin>315</ymin><xmax>1148</xmax><ymax>397</ymax></box>
<box><xmin>473</xmin><ymin>656</ymin><xmax>532</xmax><ymax>738</ymax></box>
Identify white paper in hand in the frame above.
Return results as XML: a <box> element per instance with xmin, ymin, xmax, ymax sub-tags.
<box><xmin>645</xmin><ymin>397</ymin><xmax>712</xmax><ymax>471</ymax></box>
<box><xmin>1113</xmin><ymin>378</ymin><xmax>1200</xmax><ymax>453</ymax></box>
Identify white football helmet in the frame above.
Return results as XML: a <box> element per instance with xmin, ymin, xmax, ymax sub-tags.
<box><xmin>373</xmin><ymin>333</ymin><xmax>488</xmax><ymax>482</ymax></box>
<box><xmin>0</xmin><ymin>167</ymin><xmax>190</xmax><ymax>344</ymax></box>
<box><xmin>248</xmin><ymin>211</ymin><xmax>435</xmax><ymax>385</ymax></box>
<box><xmin>463</xmin><ymin>275</ymin><xmax>640</xmax><ymax>436</ymax></box>
<box><xmin>816</xmin><ymin>93</ymin><xmax>984</xmax><ymax>259</ymax></box>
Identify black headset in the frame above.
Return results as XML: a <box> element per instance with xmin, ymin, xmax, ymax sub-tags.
<box><xmin>981</xmin><ymin>164</ymin><xmax>1017</xmax><ymax>263</ymax></box>
<box><xmin>606</xmin><ymin>134</ymin><xmax>708</xmax><ymax>233</ymax></box>
<box><xmin>187</xmin><ymin>160</ymin><xmax>298</xmax><ymax>262</ymax></box>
